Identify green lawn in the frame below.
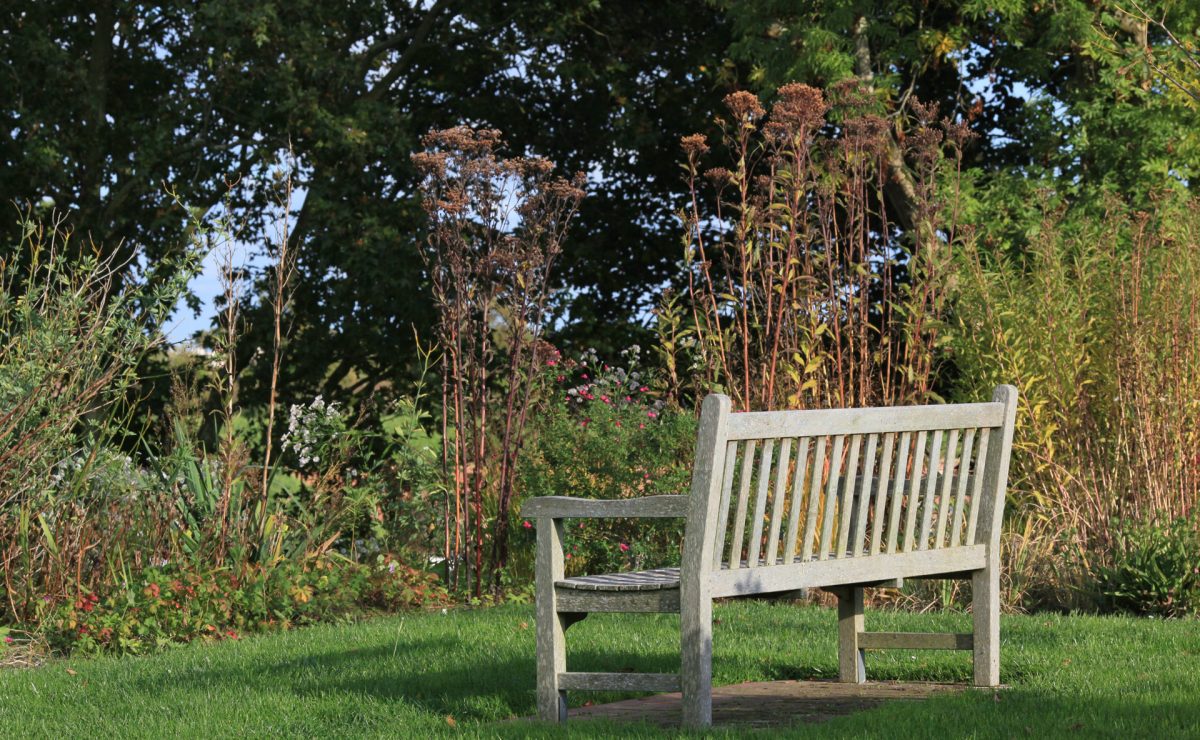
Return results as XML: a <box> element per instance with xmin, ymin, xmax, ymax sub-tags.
<box><xmin>3</xmin><ymin>600</ymin><xmax>1199</xmax><ymax>737</ymax></box>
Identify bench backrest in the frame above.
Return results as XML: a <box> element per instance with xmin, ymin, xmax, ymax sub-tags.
<box><xmin>682</xmin><ymin>387</ymin><xmax>1018</xmax><ymax>587</ymax></box>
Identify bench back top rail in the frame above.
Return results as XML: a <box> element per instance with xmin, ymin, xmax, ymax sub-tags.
<box><xmin>683</xmin><ymin>387</ymin><xmax>1018</xmax><ymax>584</ymax></box>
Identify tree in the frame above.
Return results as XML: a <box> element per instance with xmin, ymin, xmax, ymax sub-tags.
<box><xmin>1</xmin><ymin>2</ymin><xmax>734</xmax><ymax>419</ymax></box>
<box><xmin>718</xmin><ymin>0</ymin><xmax>1200</xmax><ymax>235</ymax></box>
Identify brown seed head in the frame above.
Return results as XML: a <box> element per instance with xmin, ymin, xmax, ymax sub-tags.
<box><xmin>681</xmin><ymin>134</ymin><xmax>710</xmax><ymax>156</ymax></box>
<box><xmin>704</xmin><ymin>167</ymin><xmax>733</xmax><ymax>186</ymax></box>
<box><xmin>772</xmin><ymin>83</ymin><xmax>827</xmax><ymax>131</ymax></box>
<box><xmin>723</xmin><ymin>90</ymin><xmax>765</xmax><ymax>121</ymax></box>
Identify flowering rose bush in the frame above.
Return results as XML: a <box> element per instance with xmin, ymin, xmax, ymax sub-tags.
<box><xmin>517</xmin><ymin>347</ymin><xmax>696</xmax><ymax>577</ymax></box>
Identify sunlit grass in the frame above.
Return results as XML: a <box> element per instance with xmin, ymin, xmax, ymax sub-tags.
<box><xmin>3</xmin><ymin>601</ymin><xmax>1199</xmax><ymax>737</ymax></box>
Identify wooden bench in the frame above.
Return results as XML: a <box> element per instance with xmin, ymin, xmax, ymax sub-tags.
<box><xmin>524</xmin><ymin>386</ymin><xmax>1018</xmax><ymax>728</ymax></box>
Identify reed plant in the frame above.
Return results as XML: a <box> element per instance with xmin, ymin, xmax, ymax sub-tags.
<box><xmin>950</xmin><ymin>194</ymin><xmax>1200</xmax><ymax>609</ymax></box>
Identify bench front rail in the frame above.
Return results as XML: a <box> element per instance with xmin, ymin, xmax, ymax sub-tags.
<box><xmin>527</xmin><ymin>386</ymin><xmax>1018</xmax><ymax>728</ymax></box>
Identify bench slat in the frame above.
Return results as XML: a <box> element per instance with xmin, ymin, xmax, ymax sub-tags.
<box><xmin>557</xmin><ymin>567</ymin><xmax>681</xmax><ymax>591</ymax></box>
<box><xmin>747</xmin><ymin>439</ymin><xmax>775</xmax><ymax>566</ymax></box>
<box><xmin>712</xmin><ymin>441</ymin><xmax>739</xmax><ymax>568</ymax></box>
<box><xmin>558</xmin><ymin>672</ymin><xmax>681</xmax><ymax>692</ymax></box>
<box><xmin>836</xmin><ymin>435</ymin><xmax>862</xmax><ymax>558</ymax></box>
<box><xmin>935</xmin><ymin>429</ymin><xmax>960</xmax><ymax>548</ymax></box>
<box><xmin>555</xmin><ymin>588</ymin><xmax>680</xmax><ymax>613</ymax></box>
<box><xmin>870</xmin><ymin>433</ymin><xmax>896</xmax><ymax>555</ymax></box>
<box><xmin>710</xmin><ymin>544</ymin><xmax>988</xmax><ymax>597</ymax></box>
<box><xmin>902</xmin><ymin>431</ymin><xmax>927</xmax><ymax>553</ymax></box>
<box><xmin>725</xmin><ymin>401</ymin><xmax>1004</xmax><ymax>440</ymax></box>
<box><xmin>949</xmin><ymin>429</ymin><xmax>976</xmax><ymax>548</ymax></box>
<box><xmin>782</xmin><ymin>438</ymin><xmax>810</xmax><ymax>565</ymax></box>
<box><xmin>819</xmin><ymin>435</ymin><xmax>845</xmax><ymax>561</ymax></box>
<box><xmin>853</xmin><ymin>433</ymin><xmax>878</xmax><ymax>557</ymax></box>
<box><xmin>886</xmin><ymin>431</ymin><xmax>911</xmax><ymax>554</ymax></box>
<box><xmin>800</xmin><ymin>436</ymin><xmax>826</xmax><ymax>562</ymax></box>
<box><xmin>728</xmin><ymin>440</ymin><xmax>757</xmax><ymax>568</ymax></box>
<box><xmin>919</xmin><ymin>430</ymin><xmax>944</xmax><ymax>550</ymax></box>
<box><xmin>966</xmin><ymin>428</ymin><xmax>991</xmax><ymax>545</ymax></box>
<box><xmin>765</xmin><ymin>437</ymin><xmax>792</xmax><ymax>566</ymax></box>
<box><xmin>524</xmin><ymin>495</ymin><xmax>689</xmax><ymax>519</ymax></box>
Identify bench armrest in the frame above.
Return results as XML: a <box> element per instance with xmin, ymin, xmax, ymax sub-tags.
<box><xmin>522</xmin><ymin>495</ymin><xmax>689</xmax><ymax>519</ymax></box>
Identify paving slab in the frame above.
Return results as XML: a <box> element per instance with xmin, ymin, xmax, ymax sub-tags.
<box><xmin>564</xmin><ymin>679</ymin><xmax>967</xmax><ymax>729</ymax></box>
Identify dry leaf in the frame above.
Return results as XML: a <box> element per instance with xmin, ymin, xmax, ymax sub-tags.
<box><xmin>66</xmin><ymin>668</ymin><xmax>77</xmax><ymax>676</ymax></box>
<box><xmin>445</xmin><ymin>716</ymin><xmax>456</xmax><ymax>728</ymax></box>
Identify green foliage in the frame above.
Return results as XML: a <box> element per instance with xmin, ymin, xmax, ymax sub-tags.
<box><xmin>1098</xmin><ymin>516</ymin><xmax>1200</xmax><ymax>618</ymax></box>
<box><xmin>720</xmin><ymin>1</ymin><xmax>1200</xmax><ymax>200</ymax></box>
<box><xmin>950</xmin><ymin>193</ymin><xmax>1200</xmax><ymax>609</ymax></box>
<box><xmin>42</xmin><ymin>557</ymin><xmax>448</xmax><ymax>656</ymax></box>
<box><xmin>0</xmin><ymin>214</ymin><xmax>199</xmax><ymax>623</ymax></box>
<box><xmin>0</xmin><ymin>214</ymin><xmax>451</xmax><ymax>652</ymax></box>
<box><xmin>517</xmin><ymin>348</ymin><xmax>697</xmax><ymax>576</ymax></box>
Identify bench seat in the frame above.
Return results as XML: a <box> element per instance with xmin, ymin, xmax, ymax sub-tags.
<box><xmin>556</xmin><ymin>567</ymin><xmax>681</xmax><ymax>592</ymax></box>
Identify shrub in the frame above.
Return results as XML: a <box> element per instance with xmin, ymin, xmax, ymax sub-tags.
<box><xmin>517</xmin><ymin>347</ymin><xmax>697</xmax><ymax>577</ymax></box>
<box><xmin>0</xmin><ymin>214</ymin><xmax>198</xmax><ymax>623</ymax></box>
<box><xmin>1097</xmin><ymin>516</ymin><xmax>1200</xmax><ymax>618</ymax></box>
<box><xmin>41</xmin><ymin>556</ymin><xmax>448</xmax><ymax>656</ymax></box>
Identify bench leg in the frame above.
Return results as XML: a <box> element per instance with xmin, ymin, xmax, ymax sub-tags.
<box><xmin>973</xmin><ymin>565</ymin><xmax>1000</xmax><ymax>686</ymax></box>
<box><xmin>680</xmin><ymin>595</ymin><xmax>712</xmax><ymax>728</ymax></box>
<box><xmin>837</xmin><ymin>587</ymin><xmax>865</xmax><ymax>683</ymax></box>
<box><xmin>536</xmin><ymin>518</ymin><xmax>567</xmax><ymax>722</ymax></box>
<box><xmin>536</xmin><ymin>610</ymin><xmax>568</xmax><ymax>722</ymax></box>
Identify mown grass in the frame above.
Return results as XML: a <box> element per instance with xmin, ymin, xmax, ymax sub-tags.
<box><xmin>2</xmin><ymin>600</ymin><xmax>1199</xmax><ymax>737</ymax></box>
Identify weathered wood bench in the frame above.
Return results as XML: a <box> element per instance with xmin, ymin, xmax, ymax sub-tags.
<box><xmin>524</xmin><ymin>386</ymin><xmax>1018</xmax><ymax>728</ymax></box>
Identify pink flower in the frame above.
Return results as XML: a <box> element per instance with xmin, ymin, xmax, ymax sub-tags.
<box><xmin>565</xmin><ymin>554</ymin><xmax>572</xmax><ymax>560</ymax></box>
<box><xmin>557</xmin><ymin>375</ymin><xmax>565</xmax><ymax>382</ymax></box>
<box><xmin>647</xmin><ymin>411</ymin><xmax>657</xmax><ymax>419</ymax></box>
<box><xmin>625</xmin><ymin>396</ymin><xmax>632</xmax><ymax>402</ymax></box>
<box><xmin>639</xmin><ymin>386</ymin><xmax>649</xmax><ymax>392</ymax></box>
<box><xmin>638</xmin><ymin>423</ymin><xmax>645</xmax><ymax>429</ymax></box>
<box><xmin>619</xmin><ymin>543</ymin><xmax>630</xmax><ymax>552</ymax></box>
<box><xmin>3</xmin><ymin>636</ymin><xmax>13</xmax><ymax>644</ymax></box>
<box><xmin>546</xmin><ymin>359</ymin><xmax>557</xmax><ymax>366</ymax></box>
<box><xmin>522</xmin><ymin>520</ymin><xmax>532</xmax><ymax>529</ymax></box>
<box><xmin>600</xmin><ymin>395</ymin><xmax>609</xmax><ymax>403</ymax></box>
<box><xmin>581</xmin><ymin>373</ymin><xmax>589</xmax><ymax>380</ymax></box>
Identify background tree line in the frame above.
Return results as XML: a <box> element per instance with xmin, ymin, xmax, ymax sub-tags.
<box><xmin>4</xmin><ymin>0</ymin><xmax>1196</xmax><ymax>416</ymax></box>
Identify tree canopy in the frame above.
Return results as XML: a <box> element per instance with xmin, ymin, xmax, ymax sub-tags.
<box><xmin>3</xmin><ymin>0</ymin><xmax>1198</xmax><ymax>407</ymax></box>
